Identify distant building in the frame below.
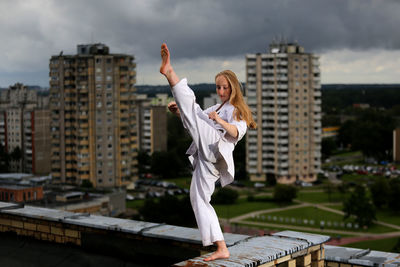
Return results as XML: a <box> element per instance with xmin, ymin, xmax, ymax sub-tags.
<box><xmin>245</xmin><ymin>42</ymin><xmax>322</xmax><ymax>184</ymax></box>
<box><xmin>0</xmin><ymin>83</ymin><xmax>50</xmax><ymax>174</ymax></box>
<box><xmin>134</xmin><ymin>94</ymin><xmax>168</xmax><ymax>155</ymax></box>
<box><xmin>49</xmin><ymin>43</ymin><xmax>138</xmax><ymax>188</ymax></box>
<box><xmin>0</xmin><ymin>185</ymin><xmax>43</xmax><ymax>203</ymax></box>
<box><xmin>394</xmin><ymin>128</ymin><xmax>400</xmax><ymax>162</ymax></box>
<box><xmin>0</xmin><ymin>173</ymin><xmax>49</xmax><ymax>203</ymax></box>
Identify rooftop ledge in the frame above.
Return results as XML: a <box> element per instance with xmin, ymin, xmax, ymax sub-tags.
<box><xmin>1</xmin><ymin>201</ymin><xmax>399</xmax><ymax>267</ymax></box>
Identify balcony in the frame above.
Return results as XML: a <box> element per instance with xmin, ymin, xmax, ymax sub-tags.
<box><xmin>277</xmin><ymin>92</ymin><xmax>288</xmax><ymax>98</ymax></box>
<box><xmin>314</xmin><ymin>91</ymin><xmax>321</xmax><ymax>97</ymax></box>
<box><xmin>278</xmin><ymin>147</ymin><xmax>289</xmax><ymax>152</ymax></box>
<box><xmin>261</xmin><ymin>69</ymin><xmax>274</xmax><ymax>74</ymax></box>
<box><xmin>262</xmin><ymin>77</ymin><xmax>275</xmax><ymax>82</ymax></box>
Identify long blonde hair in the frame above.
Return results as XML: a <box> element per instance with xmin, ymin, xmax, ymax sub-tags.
<box><xmin>215</xmin><ymin>70</ymin><xmax>257</xmax><ymax>129</ymax></box>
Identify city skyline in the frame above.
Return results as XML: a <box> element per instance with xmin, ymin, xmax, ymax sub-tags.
<box><xmin>1</xmin><ymin>0</ymin><xmax>400</xmax><ymax>87</ymax></box>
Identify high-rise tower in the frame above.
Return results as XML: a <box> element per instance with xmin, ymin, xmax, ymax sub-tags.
<box><xmin>246</xmin><ymin>42</ymin><xmax>321</xmax><ymax>184</ymax></box>
<box><xmin>49</xmin><ymin>44</ymin><xmax>138</xmax><ymax>187</ymax></box>
<box><xmin>0</xmin><ymin>83</ymin><xmax>50</xmax><ymax>174</ymax></box>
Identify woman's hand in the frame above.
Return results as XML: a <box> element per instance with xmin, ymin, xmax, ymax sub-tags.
<box><xmin>208</xmin><ymin>111</ymin><xmax>222</xmax><ymax>123</ymax></box>
<box><xmin>168</xmin><ymin>101</ymin><xmax>180</xmax><ymax>116</ymax></box>
<box><xmin>209</xmin><ymin>111</ymin><xmax>238</xmax><ymax>139</ymax></box>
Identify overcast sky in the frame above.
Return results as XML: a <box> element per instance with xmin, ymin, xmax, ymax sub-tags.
<box><xmin>1</xmin><ymin>0</ymin><xmax>400</xmax><ymax>87</ymax></box>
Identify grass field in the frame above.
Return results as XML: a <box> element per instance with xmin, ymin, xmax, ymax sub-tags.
<box><xmin>126</xmin><ymin>199</ymin><xmax>145</xmax><ymax>209</ymax></box>
<box><xmin>344</xmin><ymin>237</ymin><xmax>400</xmax><ymax>253</ymax></box>
<box><xmin>296</xmin><ymin>191</ymin><xmax>347</xmax><ymax>203</ymax></box>
<box><xmin>167</xmin><ymin>177</ymin><xmax>192</xmax><ymax>189</ymax></box>
<box><xmin>214</xmin><ymin>198</ymin><xmax>289</xmax><ymax>219</ymax></box>
<box><xmin>376</xmin><ymin>210</ymin><xmax>400</xmax><ymax>226</ymax></box>
<box><xmin>247</xmin><ymin>206</ymin><xmax>396</xmax><ymax>234</ymax></box>
<box><xmin>236</xmin><ymin>222</ymin><xmax>354</xmax><ymax>238</ymax></box>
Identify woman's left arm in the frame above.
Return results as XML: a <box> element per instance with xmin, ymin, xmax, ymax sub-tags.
<box><xmin>208</xmin><ymin>111</ymin><xmax>238</xmax><ymax>139</ymax></box>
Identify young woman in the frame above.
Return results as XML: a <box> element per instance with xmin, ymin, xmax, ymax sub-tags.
<box><xmin>160</xmin><ymin>43</ymin><xmax>256</xmax><ymax>261</ymax></box>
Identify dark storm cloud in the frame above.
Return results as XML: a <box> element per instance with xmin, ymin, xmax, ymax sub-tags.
<box><xmin>0</xmin><ymin>0</ymin><xmax>399</xmax><ymax>86</ymax></box>
<box><xmin>48</xmin><ymin>0</ymin><xmax>400</xmax><ymax>61</ymax></box>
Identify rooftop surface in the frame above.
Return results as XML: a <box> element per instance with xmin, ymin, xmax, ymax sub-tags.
<box><xmin>1</xmin><ymin>201</ymin><xmax>399</xmax><ymax>266</ymax></box>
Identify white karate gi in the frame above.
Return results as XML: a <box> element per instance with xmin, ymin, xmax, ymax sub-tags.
<box><xmin>171</xmin><ymin>78</ymin><xmax>247</xmax><ymax>246</ymax></box>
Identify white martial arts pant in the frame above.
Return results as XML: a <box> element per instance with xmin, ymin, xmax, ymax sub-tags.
<box><xmin>172</xmin><ymin>79</ymin><xmax>225</xmax><ymax>246</ymax></box>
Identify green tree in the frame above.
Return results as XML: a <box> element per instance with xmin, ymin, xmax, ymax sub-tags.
<box><xmin>343</xmin><ymin>185</ymin><xmax>376</xmax><ymax>227</ymax></box>
<box><xmin>139</xmin><ymin>195</ymin><xmax>196</xmax><ymax>227</ymax></box>
<box><xmin>388</xmin><ymin>179</ymin><xmax>400</xmax><ymax>212</ymax></box>
<box><xmin>338</xmin><ymin>110</ymin><xmax>395</xmax><ymax>160</ymax></box>
<box><xmin>81</xmin><ymin>179</ymin><xmax>93</xmax><ymax>188</ymax></box>
<box><xmin>137</xmin><ymin>150</ymin><xmax>151</xmax><ymax>176</ymax></box>
<box><xmin>10</xmin><ymin>146</ymin><xmax>23</xmax><ymax>161</ymax></box>
<box><xmin>370</xmin><ymin>178</ymin><xmax>390</xmax><ymax>208</ymax></box>
<box><xmin>233</xmin><ymin>138</ymin><xmax>248</xmax><ymax>180</ymax></box>
<box><xmin>393</xmin><ymin>238</ymin><xmax>400</xmax><ymax>253</ymax></box>
<box><xmin>151</xmin><ymin>150</ymin><xmax>182</xmax><ymax>179</ymax></box>
<box><xmin>323</xmin><ymin>182</ymin><xmax>336</xmax><ymax>202</ymax></box>
<box><xmin>0</xmin><ymin>143</ymin><xmax>10</xmax><ymax>172</ymax></box>
<box><xmin>273</xmin><ymin>184</ymin><xmax>297</xmax><ymax>203</ymax></box>
<box><xmin>321</xmin><ymin>137</ymin><xmax>337</xmax><ymax>158</ymax></box>
<box><xmin>211</xmin><ymin>187</ymin><xmax>239</xmax><ymax>205</ymax></box>
<box><xmin>166</xmin><ymin>113</ymin><xmax>192</xmax><ymax>177</ymax></box>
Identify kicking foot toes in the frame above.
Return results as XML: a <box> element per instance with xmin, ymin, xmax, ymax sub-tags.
<box><xmin>160</xmin><ymin>43</ymin><xmax>171</xmax><ymax>75</ymax></box>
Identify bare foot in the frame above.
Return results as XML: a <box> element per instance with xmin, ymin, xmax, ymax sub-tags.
<box><xmin>204</xmin><ymin>241</ymin><xmax>230</xmax><ymax>262</ymax></box>
<box><xmin>159</xmin><ymin>43</ymin><xmax>179</xmax><ymax>87</ymax></box>
<box><xmin>160</xmin><ymin>43</ymin><xmax>172</xmax><ymax>75</ymax></box>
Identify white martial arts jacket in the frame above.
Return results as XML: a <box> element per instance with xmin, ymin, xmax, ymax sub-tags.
<box><xmin>186</xmin><ymin>101</ymin><xmax>247</xmax><ymax>187</ymax></box>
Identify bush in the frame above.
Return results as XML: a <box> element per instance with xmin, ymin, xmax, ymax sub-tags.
<box><xmin>139</xmin><ymin>195</ymin><xmax>196</xmax><ymax>227</ymax></box>
<box><xmin>211</xmin><ymin>187</ymin><xmax>239</xmax><ymax>205</ymax></box>
<box><xmin>273</xmin><ymin>184</ymin><xmax>297</xmax><ymax>203</ymax></box>
<box><xmin>343</xmin><ymin>184</ymin><xmax>376</xmax><ymax>227</ymax></box>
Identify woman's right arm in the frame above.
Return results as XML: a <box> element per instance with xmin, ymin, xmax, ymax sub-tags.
<box><xmin>168</xmin><ymin>101</ymin><xmax>180</xmax><ymax>117</ymax></box>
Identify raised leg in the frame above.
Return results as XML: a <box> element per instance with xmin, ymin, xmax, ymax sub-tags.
<box><xmin>160</xmin><ymin>43</ymin><xmax>179</xmax><ymax>87</ymax></box>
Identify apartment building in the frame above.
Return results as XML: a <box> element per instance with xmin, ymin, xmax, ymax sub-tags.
<box><xmin>245</xmin><ymin>42</ymin><xmax>322</xmax><ymax>184</ymax></box>
<box><xmin>49</xmin><ymin>43</ymin><xmax>138</xmax><ymax>187</ymax></box>
<box><xmin>135</xmin><ymin>94</ymin><xmax>168</xmax><ymax>155</ymax></box>
<box><xmin>394</xmin><ymin>128</ymin><xmax>400</xmax><ymax>163</ymax></box>
<box><xmin>0</xmin><ymin>83</ymin><xmax>50</xmax><ymax>174</ymax></box>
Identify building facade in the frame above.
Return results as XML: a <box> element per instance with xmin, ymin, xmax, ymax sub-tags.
<box><xmin>135</xmin><ymin>94</ymin><xmax>168</xmax><ymax>155</ymax></box>
<box><xmin>0</xmin><ymin>83</ymin><xmax>50</xmax><ymax>174</ymax></box>
<box><xmin>49</xmin><ymin>43</ymin><xmax>138</xmax><ymax>187</ymax></box>
<box><xmin>245</xmin><ymin>42</ymin><xmax>322</xmax><ymax>184</ymax></box>
<box><xmin>394</xmin><ymin>128</ymin><xmax>400</xmax><ymax>163</ymax></box>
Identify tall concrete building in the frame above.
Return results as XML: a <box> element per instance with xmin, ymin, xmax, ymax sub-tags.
<box><xmin>49</xmin><ymin>43</ymin><xmax>138</xmax><ymax>187</ymax></box>
<box><xmin>0</xmin><ymin>83</ymin><xmax>50</xmax><ymax>174</ymax></box>
<box><xmin>134</xmin><ymin>94</ymin><xmax>168</xmax><ymax>155</ymax></box>
<box><xmin>245</xmin><ymin>42</ymin><xmax>322</xmax><ymax>184</ymax></box>
<box><xmin>394</xmin><ymin>128</ymin><xmax>400</xmax><ymax>163</ymax></box>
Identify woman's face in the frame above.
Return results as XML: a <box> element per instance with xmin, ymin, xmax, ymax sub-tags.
<box><xmin>216</xmin><ymin>75</ymin><xmax>232</xmax><ymax>103</ymax></box>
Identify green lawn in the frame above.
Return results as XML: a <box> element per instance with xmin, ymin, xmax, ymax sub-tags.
<box><xmin>376</xmin><ymin>210</ymin><xmax>400</xmax><ymax>226</ymax></box>
<box><xmin>126</xmin><ymin>199</ymin><xmax>145</xmax><ymax>209</ymax></box>
<box><xmin>167</xmin><ymin>177</ymin><xmax>192</xmax><ymax>189</ymax></box>
<box><xmin>214</xmin><ymin>198</ymin><xmax>288</xmax><ymax>219</ymax></box>
<box><xmin>296</xmin><ymin>191</ymin><xmax>347</xmax><ymax>203</ymax></box>
<box><xmin>247</xmin><ymin>206</ymin><xmax>396</xmax><ymax>234</ymax></box>
<box><xmin>344</xmin><ymin>237</ymin><xmax>400</xmax><ymax>253</ymax></box>
<box><xmin>236</xmin><ymin>222</ymin><xmax>354</xmax><ymax>238</ymax></box>
<box><xmin>325</xmin><ymin>204</ymin><xmax>343</xmax><ymax>211</ymax></box>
